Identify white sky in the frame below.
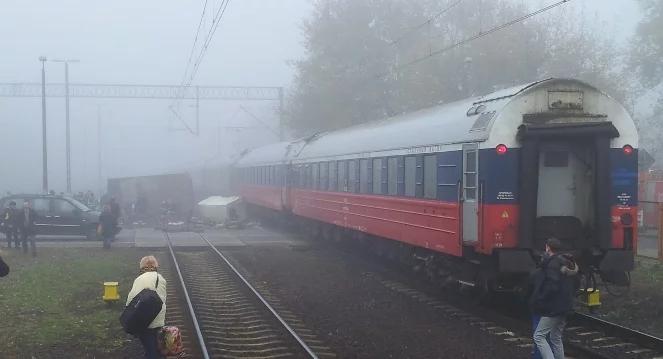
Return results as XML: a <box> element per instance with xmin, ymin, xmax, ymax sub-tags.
<box><xmin>0</xmin><ymin>0</ymin><xmax>644</xmax><ymax>193</ymax></box>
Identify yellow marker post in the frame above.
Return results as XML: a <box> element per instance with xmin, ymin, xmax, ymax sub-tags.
<box><xmin>103</xmin><ymin>282</ymin><xmax>120</xmax><ymax>303</ymax></box>
<box><xmin>578</xmin><ymin>288</ymin><xmax>601</xmax><ymax>312</ymax></box>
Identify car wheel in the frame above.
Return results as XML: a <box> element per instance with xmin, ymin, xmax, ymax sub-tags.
<box><xmin>86</xmin><ymin>225</ymin><xmax>99</xmax><ymax>241</ymax></box>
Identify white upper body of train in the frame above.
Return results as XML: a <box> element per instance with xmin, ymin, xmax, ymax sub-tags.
<box><xmin>236</xmin><ymin>78</ymin><xmax>638</xmax><ymax>167</ymax></box>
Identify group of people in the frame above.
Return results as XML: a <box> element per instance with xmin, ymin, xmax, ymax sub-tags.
<box><xmin>2</xmin><ymin>200</ymin><xmax>38</xmax><ymax>256</ymax></box>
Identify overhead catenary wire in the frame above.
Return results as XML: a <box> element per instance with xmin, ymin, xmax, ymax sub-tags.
<box><xmin>343</xmin><ymin>0</ymin><xmax>464</xmax><ymax>74</ymax></box>
<box><xmin>389</xmin><ymin>0</ymin><xmax>464</xmax><ymax>46</ymax></box>
<box><xmin>186</xmin><ymin>0</ymin><xmax>232</xmax><ymax>87</ymax></box>
<box><xmin>179</xmin><ymin>0</ymin><xmax>210</xmax><ymax>92</ymax></box>
<box><xmin>170</xmin><ymin>0</ymin><xmax>233</xmax><ymax>134</ymax></box>
<box><xmin>378</xmin><ymin>0</ymin><xmax>572</xmax><ymax>79</ymax></box>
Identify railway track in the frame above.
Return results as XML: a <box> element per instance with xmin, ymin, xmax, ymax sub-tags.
<box><xmin>374</xmin><ymin>274</ymin><xmax>663</xmax><ymax>359</ymax></box>
<box><xmin>564</xmin><ymin>313</ymin><xmax>663</xmax><ymax>359</ymax></box>
<box><xmin>165</xmin><ymin>231</ymin><xmax>320</xmax><ymax>359</ymax></box>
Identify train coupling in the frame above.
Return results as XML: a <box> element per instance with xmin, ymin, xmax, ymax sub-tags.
<box><xmin>578</xmin><ymin>288</ymin><xmax>601</xmax><ymax>311</ymax></box>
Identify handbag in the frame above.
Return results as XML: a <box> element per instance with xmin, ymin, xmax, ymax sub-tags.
<box><xmin>158</xmin><ymin>326</ymin><xmax>184</xmax><ymax>356</ymax></box>
<box><xmin>119</xmin><ymin>272</ymin><xmax>163</xmax><ymax>335</ymax></box>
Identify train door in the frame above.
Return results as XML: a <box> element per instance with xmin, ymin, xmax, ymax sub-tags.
<box><xmin>535</xmin><ymin>142</ymin><xmax>595</xmax><ymax>248</ymax></box>
<box><xmin>537</xmin><ymin>148</ymin><xmax>575</xmax><ymax>216</ymax></box>
<box><xmin>462</xmin><ymin>144</ymin><xmax>479</xmax><ymax>243</ymax></box>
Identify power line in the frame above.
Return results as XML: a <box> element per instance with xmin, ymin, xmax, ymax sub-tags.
<box><xmin>380</xmin><ymin>0</ymin><xmax>572</xmax><ymax>78</ymax></box>
<box><xmin>172</xmin><ymin>0</ymin><xmax>233</xmax><ymax>134</ymax></box>
<box><xmin>179</xmin><ymin>0</ymin><xmax>210</xmax><ymax>90</ymax></box>
<box><xmin>186</xmin><ymin>0</ymin><xmax>232</xmax><ymax>86</ymax></box>
<box><xmin>389</xmin><ymin>0</ymin><xmax>464</xmax><ymax>46</ymax></box>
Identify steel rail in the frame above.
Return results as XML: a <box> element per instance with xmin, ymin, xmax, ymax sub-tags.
<box><xmin>164</xmin><ymin>231</ymin><xmax>211</xmax><ymax>359</ymax></box>
<box><xmin>197</xmin><ymin>232</ymin><xmax>320</xmax><ymax>359</ymax></box>
<box><xmin>571</xmin><ymin>312</ymin><xmax>663</xmax><ymax>354</ymax></box>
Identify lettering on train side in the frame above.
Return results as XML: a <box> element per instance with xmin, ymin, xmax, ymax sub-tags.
<box><xmin>497</xmin><ymin>191</ymin><xmax>515</xmax><ymax>201</ymax></box>
<box><xmin>407</xmin><ymin>145</ymin><xmax>444</xmax><ymax>154</ymax></box>
<box><xmin>617</xmin><ymin>193</ymin><xmax>631</xmax><ymax>205</ymax></box>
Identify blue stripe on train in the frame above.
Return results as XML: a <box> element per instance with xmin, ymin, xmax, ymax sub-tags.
<box><xmin>610</xmin><ymin>148</ymin><xmax>638</xmax><ymax>206</ymax></box>
<box><xmin>479</xmin><ymin>149</ymin><xmax>519</xmax><ymax>205</ymax></box>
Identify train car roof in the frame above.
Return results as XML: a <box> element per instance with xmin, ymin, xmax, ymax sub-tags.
<box><xmin>235</xmin><ymin>139</ymin><xmax>308</xmax><ymax>167</ymax></box>
<box><xmin>236</xmin><ymin>78</ymin><xmax>636</xmax><ymax>166</ymax></box>
<box><xmin>292</xmin><ymin>79</ymin><xmax>547</xmax><ymax>161</ymax></box>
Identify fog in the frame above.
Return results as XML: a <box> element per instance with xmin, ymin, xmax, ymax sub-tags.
<box><xmin>0</xmin><ymin>0</ymin><xmax>649</xmax><ymax>195</ymax></box>
<box><xmin>0</xmin><ymin>0</ymin><xmax>311</xmax><ymax>193</ymax></box>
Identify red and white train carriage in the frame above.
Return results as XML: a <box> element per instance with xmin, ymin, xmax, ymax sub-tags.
<box><xmin>235</xmin><ymin>78</ymin><xmax>638</xmax><ymax>289</ymax></box>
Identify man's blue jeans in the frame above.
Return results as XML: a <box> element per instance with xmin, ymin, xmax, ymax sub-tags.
<box><xmin>533</xmin><ymin>315</ymin><xmax>566</xmax><ymax>359</ymax></box>
<box><xmin>532</xmin><ymin>315</ymin><xmax>542</xmax><ymax>359</ymax></box>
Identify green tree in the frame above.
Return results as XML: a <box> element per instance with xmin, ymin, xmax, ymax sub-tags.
<box><xmin>630</xmin><ymin>0</ymin><xmax>663</xmax><ymax>164</ymax></box>
<box><xmin>631</xmin><ymin>0</ymin><xmax>663</xmax><ymax>88</ymax></box>
<box><xmin>286</xmin><ymin>0</ymin><xmax>624</xmax><ymax>135</ymax></box>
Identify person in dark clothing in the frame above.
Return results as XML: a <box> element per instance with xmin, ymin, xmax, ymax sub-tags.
<box><xmin>17</xmin><ymin>200</ymin><xmax>37</xmax><ymax>257</ymax></box>
<box><xmin>109</xmin><ymin>197</ymin><xmax>121</xmax><ymax>239</ymax></box>
<box><xmin>2</xmin><ymin>201</ymin><xmax>20</xmax><ymax>248</ymax></box>
<box><xmin>0</xmin><ymin>252</ymin><xmax>9</xmax><ymax>277</ymax></box>
<box><xmin>529</xmin><ymin>238</ymin><xmax>578</xmax><ymax>359</ymax></box>
<box><xmin>99</xmin><ymin>205</ymin><xmax>115</xmax><ymax>249</ymax></box>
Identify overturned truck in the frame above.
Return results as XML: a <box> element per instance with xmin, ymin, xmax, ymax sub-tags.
<box><xmin>107</xmin><ymin>173</ymin><xmax>195</xmax><ymax>224</ymax></box>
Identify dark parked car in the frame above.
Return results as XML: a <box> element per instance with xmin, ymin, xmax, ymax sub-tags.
<box><xmin>0</xmin><ymin>194</ymin><xmax>102</xmax><ymax>240</ymax></box>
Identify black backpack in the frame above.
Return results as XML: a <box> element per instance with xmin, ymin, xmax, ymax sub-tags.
<box><xmin>120</xmin><ymin>273</ymin><xmax>163</xmax><ymax>335</ymax></box>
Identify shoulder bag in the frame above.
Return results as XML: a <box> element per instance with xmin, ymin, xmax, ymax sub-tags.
<box><xmin>120</xmin><ymin>272</ymin><xmax>163</xmax><ymax>335</ymax></box>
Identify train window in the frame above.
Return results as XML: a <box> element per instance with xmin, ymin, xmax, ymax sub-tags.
<box><xmin>275</xmin><ymin>166</ymin><xmax>280</xmax><ymax>186</ymax></box>
<box><xmin>416</xmin><ymin>156</ymin><xmax>424</xmax><ymax>198</ymax></box>
<box><xmin>359</xmin><ymin>159</ymin><xmax>369</xmax><ymax>193</ymax></box>
<box><xmin>320</xmin><ymin>162</ymin><xmax>329</xmax><ymax>191</ymax></box>
<box><xmin>424</xmin><ymin>155</ymin><xmax>438</xmax><ymax>199</ymax></box>
<box><xmin>312</xmin><ymin>163</ymin><xmax>319</xmax><ymax>190</ymax></box>
<box><xmin>300</xmin><ymin>166</ymin><xmax>304</xmax><ymax>187</ymax></box>
<box><xmin>329</xmin><ymin>161</ymin><xmax>337</xmax><ymax>191</ymax></box>
<box><xmin>544</xmin><ymin>151</ymin><xmax>569</xmax><ymax>167</ymax></box>
<box><xmin>303</xmin><ymin>165</ymin><xmax>309</xmax><ymax>188</ymax></box>
<box><xmin>388</xmin><ymin>157</ymin><xmax>398</xmax><ymax>195</ymax></box>
<box><xmin>373</xmin><ymin>158</ymin><xmax>383</xmax><ymax>194</ymax></box>
<box><xmin>338</xmin><ymin>161</ymin><xmax>347</xmax><ymax>192</ymax></box>
<box><xmin>464</xmin><ymin>150</ymin><xmax>478</xmax><ymax>200</ymax></box>
<box><xmin>348</xmin><ymin>160</ymin><xmax>358</xmax><ymax>193</ymax></box>
<box><xmin>405</xmin><ymin>156</ymin><xmax>416</xmax><ymax>197</ymax></box>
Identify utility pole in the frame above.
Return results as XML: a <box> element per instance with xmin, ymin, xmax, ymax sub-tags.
<box><xmin>195</xmin><ymin>86</ymin><xmax>200</xmax><ymax>136</ymax></box>
<box><xmin>53</xmin><ymin>59</ymin><xmax>79</xmax><ymax>193</ymax></box>
<box><xmin>278</xmin><ymin>87</ymin><xmax>284</xmax><ymax>141</ymax></box>
<box><xmin>39</xmin><ymin>56</ymin><xmax>48</xmax><ymax>193</ymax></box>
<box><xmin>97</xmin><ymin>105</ymin><xmax>103</xmax><ymax>198</ymax></box>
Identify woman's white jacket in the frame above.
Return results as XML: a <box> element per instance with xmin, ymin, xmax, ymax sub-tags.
<box><xmin>126</xmin><ymin>271</ymin><xmax>167</xmax><ymax>328</ymax></box>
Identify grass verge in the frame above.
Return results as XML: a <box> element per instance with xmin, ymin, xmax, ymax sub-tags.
<box><xmin>0</xmin><ymin>247</ymin><xmax>157</xmax><ymax>358</ymax></box>
<box><xmin>584</xmin><ymin>256</ymin><xmax>663</xmax><ymax>338</ymax></box>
